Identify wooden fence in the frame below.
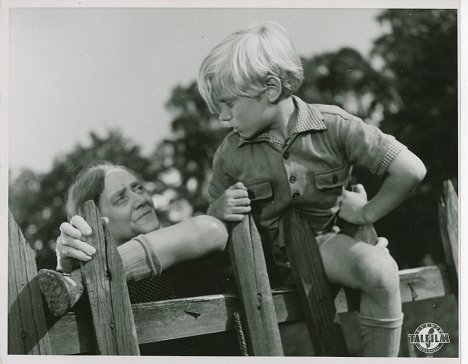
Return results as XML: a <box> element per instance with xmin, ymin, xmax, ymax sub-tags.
<box><xmin>7</xmin><ymin>180</ymin><xmax>458</xmax><ymax>356</ymax></box>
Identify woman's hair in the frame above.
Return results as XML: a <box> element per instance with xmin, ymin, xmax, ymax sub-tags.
<box><xmin>66</xmin><ymin>162</ymin><xmax>131</xmax><ymax>219</ymax></box>
<box><xmin>198</xmin><ymin>21</ymin><xmax>304</xmax><ymax>114</ymax></box>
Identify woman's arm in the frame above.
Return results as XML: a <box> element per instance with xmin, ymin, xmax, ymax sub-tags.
<box><xmin>136</xmin><ymin>215</ymin><xmax>228</xmax><ymax>274</ymax></box>
<box><xmin>56</xmin><ymin>215</ymin><xmax>228</xmax><ymax>278</ymax></box>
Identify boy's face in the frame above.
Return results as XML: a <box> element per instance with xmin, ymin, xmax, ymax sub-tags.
<box><xmin>217</xmin><ymin>92</ymin><xmax>276</xmax><ymax>139</ymax></box>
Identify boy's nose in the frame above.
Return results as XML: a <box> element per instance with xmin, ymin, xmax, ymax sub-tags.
<box><xmin>219</xmin><ymin>110</ymin><xmax>232</xmax><ymax>122</ymax></box>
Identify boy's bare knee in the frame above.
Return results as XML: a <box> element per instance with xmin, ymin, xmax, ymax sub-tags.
<box><xmin>354</xmin><ymin>249</ymin><xmax>399</xmax><ymax>292</ymax></box>
<box><xmin>191</xmin><ymin>215</ymin><xmax>228</xmax><ymax>251</ymax></box>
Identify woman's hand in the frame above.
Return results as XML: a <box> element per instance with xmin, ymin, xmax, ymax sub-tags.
<box><xmin>56</xmin><ymin>215</ymin><xmax>96</xmax><ymax>272</ymax></box>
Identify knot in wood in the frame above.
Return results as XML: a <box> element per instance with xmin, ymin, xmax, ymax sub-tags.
<box><xmin>256</xmin><ymin>293</ymin><xmax>262</xmax><ymax>310</ymax></box>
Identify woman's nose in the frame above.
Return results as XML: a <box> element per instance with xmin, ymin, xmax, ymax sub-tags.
<box><xmin>131</xmin><ymin>191</ymin><xmax>146</xmax><ymax>208</ymax></box>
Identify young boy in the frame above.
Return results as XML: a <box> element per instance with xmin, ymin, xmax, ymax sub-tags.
<box><xmin>198</xmin><ymin>21</ymin><xmax>426</xmax><ymax>357</ymax></box>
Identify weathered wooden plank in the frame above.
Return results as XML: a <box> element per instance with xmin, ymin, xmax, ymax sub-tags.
<box><xmin>82</xmin><ymin>201</ymin><xmax>140</xmax><ymax>355</ymax></box>
<box><xmin>399</xmin><ymin>265</ymin><xmax>452</xmax><ymax>303</ymax></box>
<box><xmin>283</xmin><ymin>209</ymin><xmax>348</xmax><ymax>356</ymax></box>
<box><xmin>8</xmin><ymin>211</ymin><xmax>52</xmax><ymax>355</ymax></box>
<box><xmin>227</xmin><ymin>215</ymin><xmax>284</xmax><ymax>355</ymax></box>
<box><xmin>335</xmin><ymin>265</ymin><xmax>452</xmax><ymax>313</ymax></box>
<box><xmin>47</xmin><ymin>290</ymin><xmax>298</xmax><ymax>354</ymax></box>
<box><xmin>47</xmin><ymin>265</ymin><xmax>451</xmax><ymax>354</ymax></box>
<box><xmin>46</xmin><ymin>311</ymin><xmax>95</xmax><ymax>354</ymax></box>
<box><xmin>438</xmin><ymin>180</ymin><xmax>458</xmax><ymax>291</ymax></box>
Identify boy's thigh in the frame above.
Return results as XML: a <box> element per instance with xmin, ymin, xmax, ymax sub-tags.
<box><xmin>318</xmin><ymin>233</ymin><xmax>385</xmax><ymax>290</ymax></box>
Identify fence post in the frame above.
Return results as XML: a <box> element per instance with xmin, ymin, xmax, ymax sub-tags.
<box><xmin>283</xmin><ymin>209</ymin><xmax>348</xmax><ymax>356</ymax></box>
<box><xmin>82</xmin><ymin>200</ymin><xmax>140</xmax><ymax>355</ymax></box>
<box><xmin>8</xmin><ymin>211</ymin><xmax>52</xmax><ymax>354</ymax></box>
<box><xmin>438</xmin><ymin>180</ymin><xmax>458</xmax><ymax>296</ymax></box>
<box><xmin>228</xmin><ymin>215</ymin><xmax>284</xmax><ymax>356</ymax></box>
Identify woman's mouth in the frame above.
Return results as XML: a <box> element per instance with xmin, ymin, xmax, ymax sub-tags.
<box><xmin>135</xmin><ymin>209</ymin><xmax>154</xmax><ymax>222</ymax></box>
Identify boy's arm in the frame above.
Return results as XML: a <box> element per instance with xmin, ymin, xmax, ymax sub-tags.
<box><xmin>339</xmin><ymin>148</ymin><xmax>426</xmax><ymax>224</ymax></box>
<box><xmin>207</xmin><ymin>141</ymin><xmax>251</xmax><ymax>222</ymax></box>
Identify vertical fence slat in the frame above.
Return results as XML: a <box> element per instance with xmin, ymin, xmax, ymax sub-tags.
<box><xmin>8</xmin><ymin>211</ymin><xmax>52</xmax><ymax>354</ymax></box>
<box><xmin>438</xmin><ymin>180</ymin><xmax>458</xmax><ymax>295</ymax></box>
<box><xmin>283</xmin><ymin>209</ymin><xmax>348</xmax><ymax>356</ymax></box>
<box><xmin>82</xmin><ymin>200</ymin><xmax>140</xmax><ymax>355</ymax></box>
<box><xmin>228</xmin><ymin>215</ymin><xmax>284</xmax><ymax>356</ymax></box>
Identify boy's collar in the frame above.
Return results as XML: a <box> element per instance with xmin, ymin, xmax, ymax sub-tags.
<box><xmin>237</xmin><ymin>96</ymin><xmax>326</xmax><ymax>147</ymax></box>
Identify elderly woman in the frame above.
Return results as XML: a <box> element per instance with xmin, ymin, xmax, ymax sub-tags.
<box><xmin>39</xmin><ymin>162</ymin><xmax>229</xmax><ymax>319</ymax></box>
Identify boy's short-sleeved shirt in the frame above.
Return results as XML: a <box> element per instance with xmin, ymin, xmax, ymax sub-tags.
<box><xmin>208</xmin><ymin>96</ymin><xmax>406</xmax><ymax>261</ymax></box>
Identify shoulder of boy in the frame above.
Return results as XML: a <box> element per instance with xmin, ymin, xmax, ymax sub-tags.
<box><xmin>312</xmin><ymin>104</ymin><xmax>354</xmax><ymax>121</ymax></box>
<box><xmin>213</xmin><ymin>131</ymin><xmax>241</xmax><ymax>161</ymax></box>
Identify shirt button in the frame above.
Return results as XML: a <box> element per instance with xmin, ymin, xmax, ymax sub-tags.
<box><xmin>292</xmin><ymin>192</ymin><xmax>300</xmax><ymax>200</ymax></box>
<box><xmin>283</xmin><ymin>152</ymin><xmax>290</xmax><ymax>159</ymax></box>
<box><xmin>289</xmin><ymin>175</ymin><xmax>296</xmax><ymax>183</ymax></box>
<box><xmin>332</xmin><ymin>175</ymin><xmax>338</xmax><ymax>184</ymax></box>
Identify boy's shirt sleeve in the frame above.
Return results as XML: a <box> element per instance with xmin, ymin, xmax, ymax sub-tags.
<box><xmin>340</xmin><ymin>116</ymin><xmax>407</xmax><ymax>177</ymax></box>
<box><xmin>208</xmin><ymin>145</ymin><xmax>236</xmax><ymax>203</ymax></box>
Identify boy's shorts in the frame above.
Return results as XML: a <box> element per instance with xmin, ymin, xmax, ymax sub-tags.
<box><xmin>315</xmin><ymin>225</ymin><xmax>341</xmax><ymax>248</ymax></box>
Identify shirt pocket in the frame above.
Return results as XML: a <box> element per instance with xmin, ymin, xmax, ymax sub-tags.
<box><xmin>313</xmin><ymin>165</ymin><xmax>348</xmax><ymax>209</ymax></box>
<box><xmin>314</xmin><ymin>165</ymin><xmax>348</xmax><ymax>190</ymax></box>
<box><xmin>245</xmin><ymin>179</ymin><xmax>274</xmax><ymax>223</ymax></box>
<box><xmin>245</xmin><ymin>179</ymin><xmax>273</xmax><ymax>201</ymax></box>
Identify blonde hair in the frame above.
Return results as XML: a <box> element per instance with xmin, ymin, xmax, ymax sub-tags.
<box><xmin>198</xmin><ymin>21</ymin><xmax>304</xmax><ymax>114</ymax></box>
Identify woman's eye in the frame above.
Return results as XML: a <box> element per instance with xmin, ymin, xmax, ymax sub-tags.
<box><xmin>134</xmin><ymin>184</ymin><xmax>144</xmax><ymax>193</ymax></box>
<box><xmin>115</xmin><ymin>194</ymin><xmax>127</xmax><ymax>204</ymax></box>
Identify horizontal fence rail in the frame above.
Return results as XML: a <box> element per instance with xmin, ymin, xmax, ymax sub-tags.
<box><xmin>46</xmin><ymin>265</ymin><xmax>452</xmax><ymax>355</ymax></box>
<box><xmin>9</xmin><ymin>180</ymin><xmax>457</xmax><ymax>356</ymax></box>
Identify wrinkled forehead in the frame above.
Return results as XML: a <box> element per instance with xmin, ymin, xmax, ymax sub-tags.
<box><xmin>102</xmin><ymin>168</ymin><xmax>138</xmax><ymax>196</ymax></box>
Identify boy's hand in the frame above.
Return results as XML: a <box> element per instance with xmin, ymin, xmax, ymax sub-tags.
<box><xmin>208</xmin><ymin>182</ymin><xmax>251</xmax><ymax>222</ymax></box>
<box><xmin>338</xmin><ymin>184</ymin><xmax>370</xmax><ymax>225</ymax></box>
<box><xmin>56</xmin><ymin>215</ymin><xmax>97</xmax><ymax>272</ymax></box>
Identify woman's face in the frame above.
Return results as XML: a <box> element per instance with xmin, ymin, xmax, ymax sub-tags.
<box><xmin>98</xmin><ymin>168</ymin><xmax>160</xmax><ymax>245</ymax></box>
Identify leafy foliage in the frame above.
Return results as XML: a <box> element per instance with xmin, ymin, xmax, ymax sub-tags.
<box><xmin>147</xmin><ymin>81</ymin><xmax>230</xmax><ymax>219</ymax></box>
<box><xmin>9</xmin><ymin>9</ymin><xmax>457</xmax><ymax>271</ymax></box>
<box><xmin>9</xmin><ymin>130</ymin><xmax>152</xmax><ymax>268</ymax></box>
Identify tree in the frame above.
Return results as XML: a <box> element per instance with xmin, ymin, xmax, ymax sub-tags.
<box><xmin>369</xmin><ymin>10</ymin><xmax>457</xmax><ymax>268</ymax></box>
<box><xmin>147</xmin><ymin>81</ymin><xmax>230</xmax><ymax>221</ymax></box>
<box><xmin>297</xmin><ymin>47</ymin><xmax>394</xmax><ymax>124</ymax></box>
<box><xmin>9</xmin><ymin>129</ymin><xmax>152</xmax><ymax>269</ymax></box>
<box><xmin>372</xmin><ymin>9</ymin><xmax>457</xmax><ymax>187</ymax></box>
<box><xmin>295</xmin><ymin>10</ymin><xmax>457</xmax><ymax>268</ymax></box>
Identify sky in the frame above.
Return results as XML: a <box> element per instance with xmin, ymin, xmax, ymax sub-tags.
<box><xmin>8</xmin><ymin>7</ymin><xmax>385</xmax><ymax>173</ymax></box>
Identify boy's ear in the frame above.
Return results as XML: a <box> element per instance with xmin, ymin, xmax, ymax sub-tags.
<box><xmin>265</xmin><ymin>76</ymin><xmax>282</xmax><ymax>103</ymax></box>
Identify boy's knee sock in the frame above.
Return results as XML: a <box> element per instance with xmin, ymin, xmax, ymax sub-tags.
<box><xmin>359</xmin><ymin>314</ymin><xmax>404</xmax><ymax>357</ymax></box>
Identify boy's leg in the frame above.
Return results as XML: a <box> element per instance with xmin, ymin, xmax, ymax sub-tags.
<box><xmin>318</xmin><ymin>233</ymin><xmax>403</xmax><ymax>357</ymax></box>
